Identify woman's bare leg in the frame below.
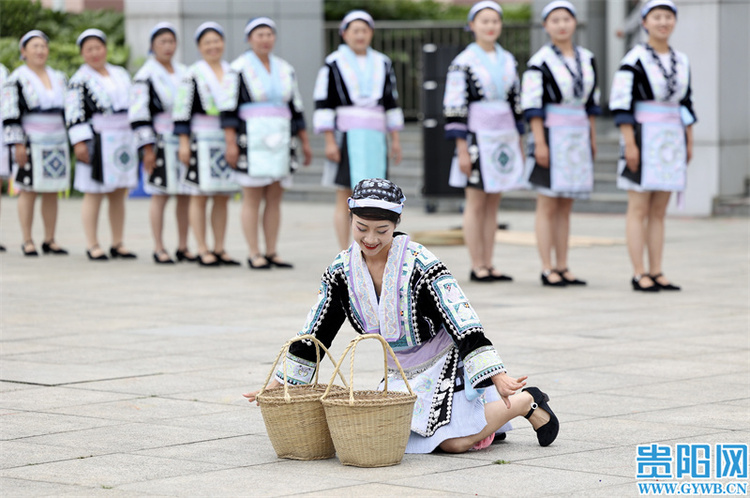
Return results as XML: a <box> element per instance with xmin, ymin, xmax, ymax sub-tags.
<box><xmin>149</xmin><ymin>194</ymin><xmax>169</xmax><ymax>255</ymax></box>
<box><xmin>439</xmin><ymin>391</ymin><xmax>549</xmax><ymax>453</ymax></box>
<box><xmin>211</xmin><ymin>195</ymin><xmax>230</xmax><ymax>256</ymax></box>
<box><xmin>107</xmin><ymin>187</ymin><xmax>128</xmax><ymax>250</ymax></box>
<box><xmin>263</xmin><ymin>181</ymin><xmax>284</xmax><ymax>258</ymax></box>
<box><xmin>241</xmin><ymin>186</ymin><xmax>264</xmax><ymax>258</ymax></box>
<box><xmin>646</xmin><ymin>191</ymin><xmax>672</xmax><ymax>280</ymax></box>
<box><xmin>464</xmin><ymin>188</ymin><xmax>488</xmax><ymax>276</ymax></box>
<box><xmin>482</xmin><ymin>192</ymin><xmax>502</xmax><ymax>273</ymax></box>
<box><xmin>626</xmin><ymin>190</ymin><xmax>655</xmax><ymax>288</ymax></box>
<box><xmin>40</xmin><ymin>193</ymin><xmax>59</xmax><ymax>245</ymax></box>
<box><xmin>534</xmin><ymin>194</ymin><xmax>560</xmax><ymax>281</ymax></box>
<box><xmin>175</xmin><ymin>194</ymin><xmax>192</xmax><ymax>255</ymax></box>
<box><xmin>18</xmin><ymin>191</ymin><xmax>37</xmax><ymax>251</ymax></box>
<box><xmin>554</xmin><ymin>198</ymin><xmax>575</xmax><ymax>276</ymax></box>
<box><xmin>334</xmin><ymin>188</ymin><xmax>352</xmax><ymax>250</ymax></box>
<box><xmin>81</xmin><ymin>192</ymin><xmax>104</xmax><ymax>255</ymax></box>
<box><xmin>189</xmin><ymin>195</ymin><xmax>214</xmax><ymax>262</ymax></box>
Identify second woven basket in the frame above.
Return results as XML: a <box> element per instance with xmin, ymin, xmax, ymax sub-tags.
<box><xmin>321</xmin><ymin>334</ymin><xmax>417</xmax><ymax>467</ymax></box>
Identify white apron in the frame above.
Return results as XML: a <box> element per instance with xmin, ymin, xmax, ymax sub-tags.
<box><xmin>91</xmin><ymin>113</ymin><xmax>137</xmax><ymax>188</ymax></box>
<box><xmin>450</xmin><ymin>101</ymin><xmax>524</xmax><ymax>193</ymax></box>
<box><xmin>239</xmin><ymin>103</ymin><xmax>291</xmax><ymax>178</ymax></box>
<box><xmin>184</xmin><ymin>115</ymin><xmax>237</xmax><ymax>193</ymax></box>
<box><xmin>545</xmin><ymin>104</ymin><xmax>593</xmax><ymax>192</ymax></box>
<box><xmin>635</xmin><ymin>101</ymin><xmax>686</xmax><ymax>191</ymax></box>
<box><xmin>146</xmin><ymin>113</ymin><xmax>182</xmax><ymax>195</ymax></box>
<box><xmin>14</xmin><ymin>114</ymin><xmax>70</xmax><ymax>192</ymax></box>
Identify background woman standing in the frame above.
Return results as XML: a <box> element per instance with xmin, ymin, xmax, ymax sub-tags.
<box><xmin>3</xmin><ymin>31</ymin><xmax>70</xmax><ymax>257</ymax></box>
<box><xmin>130</xmin><ymin>23</ymin><xmax>195</xmax><ymax>264</ymax></box>
<box><xmin>66</xmin><ymin>29</ymin><xmax>138</xmax><ymax>261</ymax></box>
<box><xmin>222</xmin><ymin>17</ymin><xmax>312</xmax><ymax>270</ymax></box>
<box><xmin>173</xmin><ymin>22</ymin><xmax>239</xmax><ymax>267</ymax></box>
<box><xmin>443</xmin><ymin>1</ymin><xmax>525</xmax><ymax>282</ymax></box>
<box><xmin>521</xmin><ymin>1</ymin><xmax>601</xmax><ymax>287</ymax></box>
<box><xmin>313</xmin><ymin>10</ymin><xmax>404</xmax><ymax>250</ymax></box>
<box><xmin>0</xmin><ymin>63</ymin><xmax>10</xmax><ymax>252</ymax></box>
<box><xmin>610</xmin><ymin>0</ymin><xmax>695</xmax><ymax>292</ymax></box>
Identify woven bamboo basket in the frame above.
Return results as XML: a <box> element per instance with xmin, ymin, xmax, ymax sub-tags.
<box><xmin>321</xmin><ymin>334</ymin><xmax>417</xmax><ymax>467</ymax></box>
<box><xmin>256</xmin><ymin>334</ymin><xmax>347</xmax><ymax>460</ymax></box>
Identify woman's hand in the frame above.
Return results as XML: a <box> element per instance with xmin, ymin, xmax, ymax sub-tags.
<box><xmin>74</xmin><ymin>141</ymin><xmax>90</xmax><ymax>164</ymax></box>
<box><xmin>178</xmin><ymin>136</ymin><xmax>191</xmax><ymax>166</ymax></box>
<box><xmin>390</xmin><ymin>132</ymin><xmax>402</xmax><ymax>165</ymax></box>
<box><xmin>243</xmin><ymin>379</ymin><xmax>282</xmax><ymax>405</ymax></box>
<box><xmin>298</xmin><ymin>130</ymin><xmax>313</xmax><ymax>166</ymax></box>
<box><xmin>225</xmin><ymin>141</ymin><xmax>239</xmax><ymax>169</ymax></box>
<box><xmin>535</xmin><ymin>141</ymin><xmax>550</xmax><ymax>168</ymax></box>
<box><xmin>142</xmin><ymin>145</ymin><xmax>156</xmax><ymax>175</ymax></box>
<box><xmin>324</xmin><ymin>132</ymin><xmax>340</xmax><ymax>163</ymax></box>
<box><xmin>625</xmin><ymin>142</ymin><xmax>640</xmax><ymax>172</ymax></box>
<box><xmin>458</xmin><ymin>148</ymin><xmax>472</xmax><ymax>176</ymax></box>
<box><xmin>491</xmin><ymin>372</ymin><xmax>528</xmax><ymax>409</ymax></box>
<box><xmin>14</xmin><ymin>144</ymin><xmax>29</xmax><ymax>167</ymax></box>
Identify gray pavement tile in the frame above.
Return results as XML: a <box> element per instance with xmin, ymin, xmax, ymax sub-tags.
<box><xmin>0</xmin><ymin>386</ymin><xmax>141</xmax><ymax>411</ymax></box>
<box><xmin>516</xmin><ymin>446</ymin><xmax>641</xmax><ymax>478</ymax></box>
<box><xmin>147</xmin><ymin>405</ymin><xmax>265</xmax><ymax>438</ymax></box>
<box><xmin>0</xmin><ymin>411</ymin><xmax>120</xmax><ymax>440</ymax></box>
<box><xmin>64</xmin><ymin>372</ymin><xmax>251</xmax><ymax>397</ymax></box>
<box><xmin>134</xmin><ymin>434</ymin><xmax>278</xmax><ymax>467</ymax></box>
<box><xmin>0</xmin><ymin>477</ymin><xmax>134</xmax><ymax>498</ymax></box>
<box><xmin>17</xmin><ymin>422</ymin><xmax>229</xmax><ymax>454</ymax></box>
<box><xmin>0</xmin><ymin>359</ymin><xmax>166</xmax><ymax>386</ymax></box>
<box><xmin>0</xmin><ymin>440</ymin><xmax>112</xmax><ymax>470</ymax></box>
<box><xmin>554</xmin><ymin>417</ymin><xmax>728</xmax><ymax>446</ymax></box>
<box><xmin>589</xmin><ymin>357</ymin><xmax>747</xmax><ymax>381</ymax></box>
<box><xmin>46</xmin><ymin>396</ymin><xmax>241</xmax><ymax>424</ymax></box>
<box><xmin>0</xmin><ymin>381</ymin><xmax>37</xmax><ymax>393</ymax></box>
<box><xmin>550</xmin><ymin>391</ymin><xmax>693</xmax><ymax>419</ymax></box>
<box><xmin>620</xmin><ymin>403</ymin><xmax>750</xmax><ymax>431</ymax></box>
<box><xmin>294</xmin><ymin>483</ymin><xmax>458</xmax><ymax>497</ymax></box>
<box><xmin>0</xmin><ymin>453</ymin><xmax>230</xmax><ymax>488</ymax></box>
<box><xmin>384</xmin><ymin>462</ymin><xmax>633</xmax><ymax>497</ymax></box>
<box><xmin>601</xmin><ymin>376</ymin><xmax>749</xmax><ymax>403</ymax></box>
<box><xmin>116</xmin><ymin>463</ymin><xmax>367</xmax><ymax>497</ymax></box>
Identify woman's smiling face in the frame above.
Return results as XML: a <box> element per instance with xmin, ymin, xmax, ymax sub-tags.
<box><xmin>351</xmin><ymin>214</ymin><xmax>396</xmax><ymax>258</ymax></box>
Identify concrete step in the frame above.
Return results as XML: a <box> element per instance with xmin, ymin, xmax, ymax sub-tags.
<box><xmin>713</xmin><ymin>196</ymin><xmax>750</xmax><ymax>217</ymax></box>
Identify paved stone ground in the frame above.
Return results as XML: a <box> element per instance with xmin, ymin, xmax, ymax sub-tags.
<box><xmin>0</xmin><ymin>196</ymin><xmax>748</xmax><ymax>497</ymax></box>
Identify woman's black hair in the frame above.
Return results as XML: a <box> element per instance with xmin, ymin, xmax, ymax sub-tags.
<box><xmin>151</xmin><ymin>27</ymin><xmax>176</xmax><ymax>44</ymax></box>
<box><xmin>197</xmin><ymin>28</ymin><xmax>223</xmax><ymax>43</ymax></box>
<box><xmin>350</xmin><ymin>207</ymin><xmax>400</xmax><ymax>225</ymax></box>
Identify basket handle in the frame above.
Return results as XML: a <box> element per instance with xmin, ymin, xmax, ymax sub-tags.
<box><xmin>321</xmin><ymin>334</ymin><xmax>415</xmax><ymax>405</ymax></box>
<box><xmin>256</xmin><ymin>334</ymin><xmax>347</xmax><ymax>403</ymax></box>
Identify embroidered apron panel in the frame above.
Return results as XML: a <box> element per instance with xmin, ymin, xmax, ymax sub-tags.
<box><xmin>196</xmin><ymin>130</ymin><xmax>236</xmax><ymax>192</ymax></box>
<box><xmin>346</xmin><ymin>129</ymin><xmax>387</xmax><ymax>189</ymax></box>
<box><xmin>246</xmin><ymin>115</ymin><xmax>291</xmax><ymax>178</ymax></box>
<box><xmin>149</xmin><ymin>133</ymin><xmax>181</xmax><ymax>194</ymax></box>
<box><xmin>30</xmin><ymin>132</ymin><xmax>70</xmax><ymax>192</ymax></box>
<box><xmin>545</xmin><ymin>104</ymin><xmax>593</xmax><ymax>192</ymax></box>
<box><xmin>474</xmin><ymin>130</ymin><xmax>525</xmax><ymax>192</ymax></box>
<box><xmin>92</xmin><ymin>114</ymin><xmax>137</xmax><ymax>188</ymax></box>
<box><xmin>636</xmin><ymin>102</ymin><xmax>686</xmax><ymax>191</ymax></box>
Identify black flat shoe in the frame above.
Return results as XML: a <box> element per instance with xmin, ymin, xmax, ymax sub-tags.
<box><xmin>42</xmin><ymin>240</ymin><xmax>68</xmax><ymax>255</ymax></box>
<box><xmin>650</xmin><ymin>273</ymin><xmax>681</xmax><ymax>291</ymax></box>
<box><xmin>110</xmin><ymin>244</ymin><xmax>137</xmax><ymax>259</ymax></box>
<box><xmin>198</xmin><ymin>252</ymin><xmax>221</xmax><ymax>267</ymax></box>
<box><xmin>557</xmin><ymin>268</ymin><xmax>586</xmax><ymax>286</ymax></box>
<box><xmin>470</xmin><ymin>269</ymin><xmax>493</xmax><ymax>282</ymax></box>
<box><xmin>153</xmin><ymin>250</ymin><xmax>175</xmax><ymax>264</ymax></box>
<box><xmin>87</xmin><ymin>245</ymin><xmax>109</xmax><ymax>261</ymax></box>
<box><xmin>0</xmin><ymin>244</ymin><xmax>7</xmax><ymax>252</ymax></box>
<box><xmin>491</xmin><ymin>432</ymin><xmax>507</xmax><ymax>444</ymax></box>
<box><xmin>541</xmin><ymin>269</ymin><xmax>566</xmax><ymax>287</ymax></box>
<box><xmin>488</xmin><ymin>267</ymin><xmax>513</xmax><ymax>281</ymax></box>
<box><xmin>265</xmin><ymin>253</ymin><xmax>293</xmax><ymax>269</ymax></box>
<box><xmin>632</xmin><ymin>274</ymin><xmax>659</xmax><ymax>292</ymax></box>
<box><xmin>522</xmin><ymin>387</ymin><xmax>559</xmax><ymax>447</ymax></box>
<box><xmin>175</xmin><ymin>248</ymin><xmax>198</xmax><ymax>263</ymax></box>
<box><xmin>22</xmin><ymin>241</ymin><xmax>38</xmax><ymax>256</ymax></box>
<box><xmin>213</xmin><ymin>251</ymin><xmax>240</xmax><ymax>266</ymax></box>
<box><xmin>248</xmin><ymin>254</ymin><xmax>271</xmax><ymax>270</ymax></box>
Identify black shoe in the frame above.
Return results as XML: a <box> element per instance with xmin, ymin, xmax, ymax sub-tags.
<box><xmin>153</xmin><ymin>250</ymin><xmax>175</xmax><ymax>264</ymax></box>
<box><xmin>522</xmin><ymin>387</ymin><xmax>559</xmax><ymax>447</ymax></box>
<box><xmin>632</xmin><ymin>274</ymin><xmax>659</xmax><ymax>292</ymax></box>
<box><xmin>541</xmin><ymin>269</ymin><xmax>566</xmax><ymax>287</ymax></box>
<box><xmin>175</xmin><ymin>248</ymin><xmax>198</xmax><ymax>263</ymax></box>
<box><xmin>470</xmin><ymin>269</ymin><xmax>493</xmax><ymax>282</ymax></box>
<box><xmin>487</xmin><ymin>267</ymin><xmax>513</xmax><ymax>281</ymax></box>
<box><xmin>490</xmin><ymin>432</ymin><xmax>507</xmax><ymax>444</ymax></box>
<box><xmin>87</xmin><ymin>245</ymin><xmax>109</xmax><ymax>261</ymax></box>
<box><xmin>213</xmin><ymin>251</ymin><xmax>240</xmax><ymax>266</ymax></box>
<box><xmin>557</xmin><ymin>268</ymin><xmax>586</xmax><ymax>286</ymax></box>
<box><xmin>265</xmin><ymin>253</ymin><xmax>293</xmax><ymax>269</ymax></box>
<box><xmin>650</xmin><ymin>273</ymin><xmax>681</xmax><ymax>291</ymax></box>
<box><xmin>0</xmin><ymin>244</ymin><xmax>7</xmax><ymax>252</ymax></box>
<box><xmin>110</xmin><ymin>244</ymin><xmax>137</xmax><ymax>259</ymax></box>
<box><xmin>198</xmin><ymin>252</ymin><xmax>221</xmax><ymax>267</ymax></box>
<box><xmin>42</xmin><ymin>240</ymin><xmax>68</xmax><ymax>255</ymax></box>
<box><xmin>22</xmin><ymin>241</ymin><xmax>39</xmax><ymax>256</ymax></box>
<box><xmin>248</xmin><ymin>254</ymin><xmax>271</xmax><ymax>270</ymax></box>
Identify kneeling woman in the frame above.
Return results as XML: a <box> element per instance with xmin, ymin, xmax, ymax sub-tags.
<box><xmin>244</xmin><ymin>179</ymin><xmax>559</xmax><ymax>454</ymax></box>
<box><xmin>3</xmin><ymin>30</ymin><xmax>70</xmax><ymax>256</ymax></box>
<box><xmin>66</xmin><ymin>29</ymin><xmax>138</xmax><ymax>260</ymax></box>
<box><xmin>173</xmin><ymin>22</ymin><xmax>239</xmax><ymax>267</ymax></box>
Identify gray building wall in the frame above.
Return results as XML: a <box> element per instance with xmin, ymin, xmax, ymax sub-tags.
<box><xmin>124</xmin><ymin>0</ymin><xmax>323</xmax><ymax>125</ymax></box>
